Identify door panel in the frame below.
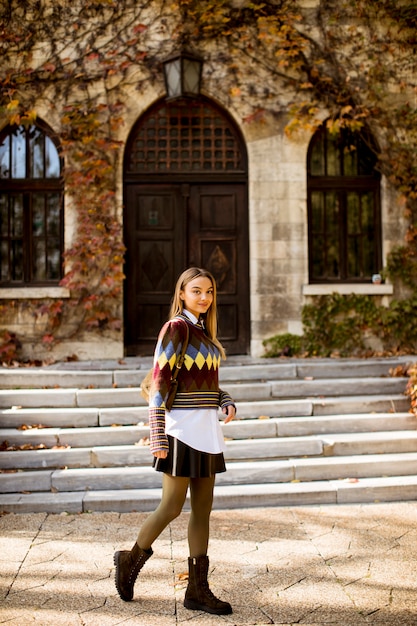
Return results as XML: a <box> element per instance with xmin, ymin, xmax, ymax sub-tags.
<box><xmin>124</xmin><ymin>183</ymin><xmax>249</xmax><ymax>355</ymax></box>
<box><xmin>124</xmin><ymin>185</ymin><xmax>186</xmax><ymax>353</ymax></box>
<box><xmin>189</xmin><ymin>184</ymin><xmax>249</xmax><ymax>352</ymax></box>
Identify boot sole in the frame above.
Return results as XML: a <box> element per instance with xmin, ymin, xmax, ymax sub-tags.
<box><xmin>113</xmin><ymin>551</ymin><xmax>133</xmax><ymax>602</ymax></box>
<box><xmin>184</xmin><ymin>598</ymin><xmax>233</xmax><ymax>615</ymax></box>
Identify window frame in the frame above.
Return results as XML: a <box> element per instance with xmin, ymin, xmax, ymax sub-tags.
<box><xmin>307</xmin><ymin>123</ymin><xmax>382</xmax><ymax>284</ymax></box>
<box><xmin>0</xmin><ymin>121</ymin><xmax>64</xmax><ymax>287</ymax></box>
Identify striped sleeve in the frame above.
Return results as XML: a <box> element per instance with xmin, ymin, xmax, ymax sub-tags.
<box><xmin>149</xmin><ymin>407</ymin><xmax>169</xmax><ymax>453</ymax></box>
<box><xmin>219</xmin><ymin>388</ymin><xmax>236</xmax><ymax>413</ymax></box>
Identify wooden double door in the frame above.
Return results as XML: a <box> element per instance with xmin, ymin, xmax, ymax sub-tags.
<box><xmin>124</xmin><ymin>181</ymin><xmax>249</xmax><ymax>355</ymax></box>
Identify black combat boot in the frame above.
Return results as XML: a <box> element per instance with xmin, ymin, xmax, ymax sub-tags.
<box><xmin>184</xmin><ymin>555</ymin><xmax>232</xmax><ymax>615</ymax></box>
<box><xmin>114</xmin><ymin>542</ymin><xmax>153</xmax><ymax>601</ymax></box>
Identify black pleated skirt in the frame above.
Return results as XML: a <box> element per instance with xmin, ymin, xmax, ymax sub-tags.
<box><xmin>153</xmin><ymin>435</ymin><xmax>226</xmax><ymax>478</ymax></box>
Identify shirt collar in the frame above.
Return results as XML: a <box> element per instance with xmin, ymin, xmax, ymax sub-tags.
<box><xmin>183</xmin><ymin>309</ymin><xmax>199</xmax><ymax>324</ymax></box>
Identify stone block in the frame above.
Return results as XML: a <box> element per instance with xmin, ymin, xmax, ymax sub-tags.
<box><xmin>113</xmin><ymin>370</ymin><xmax>146</xmax><ymax>387</ymax></box>
<box><xmin>312</xmin><ymin>394</ymin><xmax>410</xmax><ymax>415</ymax></box>
<box><xmin>0</xmin><ymin>370</ymin><xmax>113</xmax><ymax>389</ymax></box>
<box><xmin>222</xmin><ymin>418</ymin><xmax>278</xmax><ymax>440</ymax></box>
<box><xmin>271</xmin><ymin>377</ymin><xmax>406</xmax><ymax>398</ymax></box>
<box><xmin>224</xmin><ymin>436</ymin><xmax>323</xmax><ymax>461</ymax></box>
<box><xmin>276</xmin><ymin>413</ymin><xmax>416</xmax><ymax>437</ymax></box>
<box><xmin>217</xmin><ymin>460</ymin><xmax>293</xmax><ymax>485</ymax></box>
<box><xmin>212</xmin><ymin>482</ymin><xmax>337</xmax><ymax>509</ymax></box>
<box><xmin>0</xmin><ymin>428</ymin><xmax>60</xmax><ymax>448</ymax></box>
<box><xmin>99</xmin><ymin>406</ymin><xmax>149</xmax><ymax>426</ymax></box>
<box><xmin>0</xmin><ymin>492</ymin><xmax>83</xmax><ymax>514</ymax></box>
<box><xmin>0</xmin><ymin>389</ymin><xmax>77</xmax><ymax>409</ymax></box>
<box><xmin>76</xmin><ymin>387</ymin><xmax>144</xmax><ymax>407</ymax></box>
<box><xmin>225</xmin><ymin>383</ymin><xmax>272</xmax><ymax>401</ymax></box>
<box><xmin>57</xmin><ymin>425</ymin><xmax>147</xmax><ymax>448</ymax></box>
<box><xmin>0</xmin><ymin>408</ymin><xmax>99</xmax><ymax>428</ymax></box>
<box><xmin>0</xmin><ymin>470</ymin><xmax>52</xmax><ymax>493</ymax></box>
<box><xmin>0</xmin><ymin>448</ymin><xmax>91</xmax><ymax>470</ymax></box>
<box><xmin>219</xmin><ymin>363</ymin><xmax>297</xmax><ymax>382</ymax></box>
<box><xmin>322</xmin><ymin>431</ymin><xmax>417</xmax><ymax>457</ymax></box>
<box><xmin>236</xmin><ymin>400</ymin><xmax>313</xmax><ymax>418</ymax></box>
<box><xmin>91</xmin><ymin>444</ymin><xmax>152</xmax><ymax>468</ymax></box>
<box><xmin>294</xmin><ymin>452</ymin><xmax>417</xmax><ymax>482</ymax></box>
<box><xmin>83</xmin><ymin>488</ymin><xmax>163</xmax><ymax>513</ymax></box>
<box><xmin>51</xmin><ymin>466</ymin><xmax>161</xmax><ymax>492</ymax></box>
<box><xmin>335</xmin><ymin>475</ymin><xmax>417</xmax><ymax>504</ymax></box>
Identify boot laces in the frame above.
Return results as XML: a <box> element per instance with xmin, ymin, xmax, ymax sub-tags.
<box><xmin>128</xmin><ymin>553</ymin><xmax>148</xmax><ymax>584</ymax></box>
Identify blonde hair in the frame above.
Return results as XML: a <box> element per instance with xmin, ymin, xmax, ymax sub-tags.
<box><xmin>169</xmin><ymin>267</ymin><xmax>226</xmax><ymax>359</ymax></box>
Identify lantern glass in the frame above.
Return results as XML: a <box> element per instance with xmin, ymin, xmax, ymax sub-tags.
<box><xmin>163</xmin><ymin>52</ymin><xmax>202</xmax><ymax>99</ymax></box>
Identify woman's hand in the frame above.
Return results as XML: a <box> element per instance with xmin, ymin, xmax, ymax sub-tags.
<box><xmin>222</xmin><ymin>404</ymin><xmax>236</xmax><ymax>424</ymax></box>
<box><xmin>153</xmin><ymin>449</ymin><xmax>168</xmax><ymax>459</ymax></box>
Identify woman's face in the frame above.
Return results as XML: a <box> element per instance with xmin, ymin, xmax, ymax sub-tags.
<box><xmin>180</xmin><ymin>276</ymin><xmax>214</xmax><ymax>319</ymax></box>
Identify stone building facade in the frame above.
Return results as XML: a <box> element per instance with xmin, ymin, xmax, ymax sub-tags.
<box><xmin>0</xmin><ymin>3</ymin><xmax>408</xmax><ymax>361</ymax></box>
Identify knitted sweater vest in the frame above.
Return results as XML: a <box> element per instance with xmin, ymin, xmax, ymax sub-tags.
<box><xmin>148</xmin><ymin>314</ymin><xmax>233</xmax><ymax>453</ymax></box>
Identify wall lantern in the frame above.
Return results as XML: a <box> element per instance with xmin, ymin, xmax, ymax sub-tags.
<box><xmin>163</xmin><ymin>51</ymin><xmax>203</xmax><ymax>99</ymax></box>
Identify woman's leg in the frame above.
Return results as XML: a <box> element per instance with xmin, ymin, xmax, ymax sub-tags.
<box><xmin>187</xmin><ymin>475</ymin><xmax>215</xmax><ymax>557</ymax></box>
<box><xmin>184</xmin><ymin>475</ymin><xmax>232</xmax><ymax>615</ymax></box>
<box><xmin>114</xmin><ymin>473</ymin><xmax>189</xmax><ymax>602</ymax></box>
<box><xmin>137</xmin><ymin>473</ymin><xmax>189</xmax><ymax>549</ymax></box>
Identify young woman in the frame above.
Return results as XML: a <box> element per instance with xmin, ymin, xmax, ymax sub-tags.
<box><xmin>114</xmin><ymin>267</ymin><xmax>236</xmax><ymax>615</ymax></box>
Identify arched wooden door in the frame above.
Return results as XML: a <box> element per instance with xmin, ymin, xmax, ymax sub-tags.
<box><xmin>123</xmin><ymin>97</ymin><xmax>249</xmax><ymax>355</ymax></box>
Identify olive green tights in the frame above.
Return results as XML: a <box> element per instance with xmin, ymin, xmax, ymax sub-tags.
<box><xmin>136</xmin><ymin>473</ymin><xmax>215</xmax><ymax>557</ymax></box>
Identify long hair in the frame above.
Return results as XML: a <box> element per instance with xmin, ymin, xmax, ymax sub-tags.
<box><xmin>169</xmin><ymin>267</ymin><xmax>226</xmax><ymax>359</ymax></box>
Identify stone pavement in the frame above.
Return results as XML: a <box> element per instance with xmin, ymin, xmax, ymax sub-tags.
<box><xmin>1</xmin><ymin>502</ymin><xmax>417</xmax><ymax>625</ymax></box>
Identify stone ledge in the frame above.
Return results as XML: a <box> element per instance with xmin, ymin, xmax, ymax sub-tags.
<box><xmin>302</xmin><ymin>283</ymin><xmax>394</xmax><ymax>296</ymax></box>
<box><xmin>0</xmin><ymin>287</ymin><xmax>70</xmax><ymax>299</ymax></box>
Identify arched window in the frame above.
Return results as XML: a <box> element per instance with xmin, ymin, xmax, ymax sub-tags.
<box><xmin>0</xmin><ymin>122</ymin><xmax>63</xmax><ymax>286</ymax></box>
<box><xmin>307</xmin><ymin>123</ymin><xmax>381</xmax><ymax>282</ymax></box>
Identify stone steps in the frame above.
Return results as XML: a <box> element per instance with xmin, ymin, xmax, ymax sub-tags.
<box><xmin>0</xmin><ymin>377</ymin><xmax>408</xmax><ymax>408</ymax></box>
<box><xmin>1</xmin><ymin>412</ymin><xmax>415</xmax><ymax>448</ymax></box>
<box><xmin>3</xmin><ymin>451</ymin><xmax>417</xmax><ymax>495</ymax></box>
<box><xmin>0</xmin><ymin>355</ymin><xmax>411</xmax><ymax>388</ymax></box>
<box><xmin>0</xmin><ymin>356</ymin><xmax>416</xmax><ymax>513</ymax></box>
<box><xmin>4</xmin><ymin>429</ymin><xmax>417</xmax><ymax>471</ymax></box>
<box><xmin>2</xmin><ymin>475</ymin><xmax>417</xmax><ymax>514</ymax></box>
